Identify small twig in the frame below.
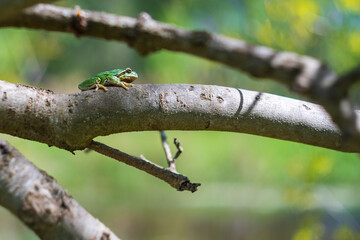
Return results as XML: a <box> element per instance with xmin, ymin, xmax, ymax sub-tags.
<box><xmin>88</xmin><ymin>140</ymin><xmax>200</xmax><ymax>192</ymax></box>
<box><xmin>159</xmin><ymin>131</ymin><xmax>184</xmax><ymax>173</ymax></box>
<box><xmin>173</xmin><ymin>138</ymin><xmax>183</xmax><ymax>162</ymax></box>
<box><xmin>160</xmin><ymin>131</ymin><xmax>180</xmax><ymax>173</ymax></box>
<box><xmin>160</xmin><ymin>131</ymin><xmax>173</xmax><ymax>167</ymax></box>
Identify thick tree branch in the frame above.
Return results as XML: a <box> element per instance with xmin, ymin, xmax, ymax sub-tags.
<box><xmin>89</xmin><ymin>141</ymin><xmax>200</xmax><ymax>192</ymax></box>
<box><xmin>0</xmin><ymin>80</ymin><xmax>358</xmax><ymax>153</ymax></box>
<box><xmin>1</xmin><ymin>3</ymin><xmax>359</xmax><ymax>142</ymax></box>
<box><xmin>0</xmin><ymin>139</ymin><xmax>120</xmax><ymax>240</ymax></box>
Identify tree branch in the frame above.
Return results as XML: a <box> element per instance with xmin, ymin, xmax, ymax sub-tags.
<box><xmin>0</xmin><ymin>80</ymin><xmax>358</xmax><ymax>153</ymax></box>
<box><xmin>89</xmin><ymin>141</ymin><xmax>200</xmax><ymax>192</ymax></box>
<box><xmin>0</xmin><ymin>138</ymin><xmax>120</xmax><ymax>240</ymax></box>
<box><xmin>1</xmin><ymin>3</ymin><xmax>359</xmax><ymax>143</ymax></box>
<box><xmin>0</xmin><ymin>4</ymin><xmax>329</xmax><ymax>86</ymax></box>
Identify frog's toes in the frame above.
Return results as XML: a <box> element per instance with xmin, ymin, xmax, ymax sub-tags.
<box><xmin>112</xmin><ymin>82</ymin><xmax>129</xmax><ymax>90</ymax></box>
<box><xmin>94</xmin><ymin>83</ymin><xmax>108</xmax><ymax>92</ymax></box>
<box><xmin>100</xmin><ymin>85</ymin><xmax>108</xmax><ymax>91</ymax></box>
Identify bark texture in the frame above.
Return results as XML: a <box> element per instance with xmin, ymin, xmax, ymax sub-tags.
<box><xmin>1</xmin><ymin>3</ymin><xmax>359</xmax><ymax>144</ymax></box>
<box><xmin>0</xmin><ymin>80</ymin><xmax>358</xmax><ymax>152</ymax></box>
<box><xmin>0</xmin><ymin>139</ymin><xmax>120</xmax><ymax>240</ymax></box>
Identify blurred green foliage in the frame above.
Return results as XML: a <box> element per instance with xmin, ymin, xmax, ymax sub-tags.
<box><xmin>1</xmin><ymin>0</ymin><xmax>360</xmax><ymax>239</ymax></box>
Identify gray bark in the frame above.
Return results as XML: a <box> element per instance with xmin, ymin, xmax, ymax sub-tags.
<box><xmin>0</xmin><ymin>139</ymin><xmax>120</xmax><ymax>240</ymax></box>
<box><xmin>0</xmin><ymin>80</ymin><xmax>358</xmax><ymax>152</ymax></box>
<box><xmin>1</xmin><ymin>3</ymin><xmax>359</xmax><ymax>147</ymax></box>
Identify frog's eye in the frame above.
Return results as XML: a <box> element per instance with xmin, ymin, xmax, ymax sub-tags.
<box><xmin>126</xmin><ymin>68</ymin><xmax>132</xmax><ymax>73</ymax></box>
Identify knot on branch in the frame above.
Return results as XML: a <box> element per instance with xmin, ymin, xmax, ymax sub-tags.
<box><xmin>189</xmin><ymin>30</ymin><xmax>212</xmax><ymax>47</ymax></box>
<box><xmin>70</xmin><ymin>6</ymin><xmax>88</xmax><ymax>38</ymax></box>
<box><xmin>271</xmin><ymin>53</ymin><xmax>339</xmax><ymax>100</ymax></box>
<box><xmin>0</xmin><ymin>140</ymin><xmax>11</xmax><ymax>155</ymax></box>
<box><xmin>127</xmin><ymin>12</ymin><xmax>163</xmax><ymax>56</ymax></box>
<box><xmin>290</xmin><ymin>60</ymin><xmax>360</xmax><ymax>140</ymax></box>
<box><xmin>0</xmin><ymin>140</ymin><xmax>12</xmax><ymax>168</ymax></box>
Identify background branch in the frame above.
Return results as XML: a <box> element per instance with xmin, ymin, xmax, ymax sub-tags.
<box><xmin>0</xmin><ymin>80</ymin><xmax>358</xmax><ymax>153</ymax></box>
<box><xmin>0</xmin><ymin>138</ymin><xmax>120</xmax><ymax>240</ymax></box>
<box><xmin>0</xmin><ymin>4</ymin><xmax>331</xmax><ymax>88</ymax></box>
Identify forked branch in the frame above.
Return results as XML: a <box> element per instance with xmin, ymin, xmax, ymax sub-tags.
<box><xmin>159</xmin><ymin>131</ymin><xmax>183</xmax><ymax>173</ymax></box>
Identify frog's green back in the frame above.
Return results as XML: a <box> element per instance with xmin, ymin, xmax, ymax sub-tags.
<box><xmin>78</xmin><ymin>68</ymin><xmax>137</xmax><ymax>91</ymax></box>
<box><xmin>93</xmin><ymin>69</ymin><xmax>123</xmax><ymax>78</ymax></box>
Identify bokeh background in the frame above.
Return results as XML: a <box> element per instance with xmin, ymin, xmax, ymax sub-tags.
<box><xmin>1</xmin><ymin>0</ymin><xmax>360</xmax><ymax>239</ymax></box>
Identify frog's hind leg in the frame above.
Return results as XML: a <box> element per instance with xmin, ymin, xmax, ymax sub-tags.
<box><xmin>94</xmin><ymin>83</ymin><xmax>108</xmax><ymax>92</ymax></box>
<box><xmin>111</xmin><ymin>82</ymin><xmax>129</xmax><ymax>90</ymax></box>
<box><xmin>107</xmin><ymin>75</ymin><xmax>129</xmax><ymax>90</ymax></box>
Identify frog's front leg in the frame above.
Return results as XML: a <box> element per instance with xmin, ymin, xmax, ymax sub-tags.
<box><xmin>107</xmin><ymin>75</ymin><xmax>129</xmax><ymax>90</ymax></box>
<box><xmin>94</xmin><ymin>77</ymin><xmax>108</xmax><ymax>92</ymax></box>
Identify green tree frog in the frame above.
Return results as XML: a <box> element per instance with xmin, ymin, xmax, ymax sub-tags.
<box><xmin>78</xmin><ymin>68</ymin><xmax>138</xmax><ymax>92</ymax></box>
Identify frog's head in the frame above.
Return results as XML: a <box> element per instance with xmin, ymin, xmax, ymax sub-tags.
<box><xmin>119</xmin><ymin>68</ymin><xmax>138</xmax><ymax>83</ymax></box>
